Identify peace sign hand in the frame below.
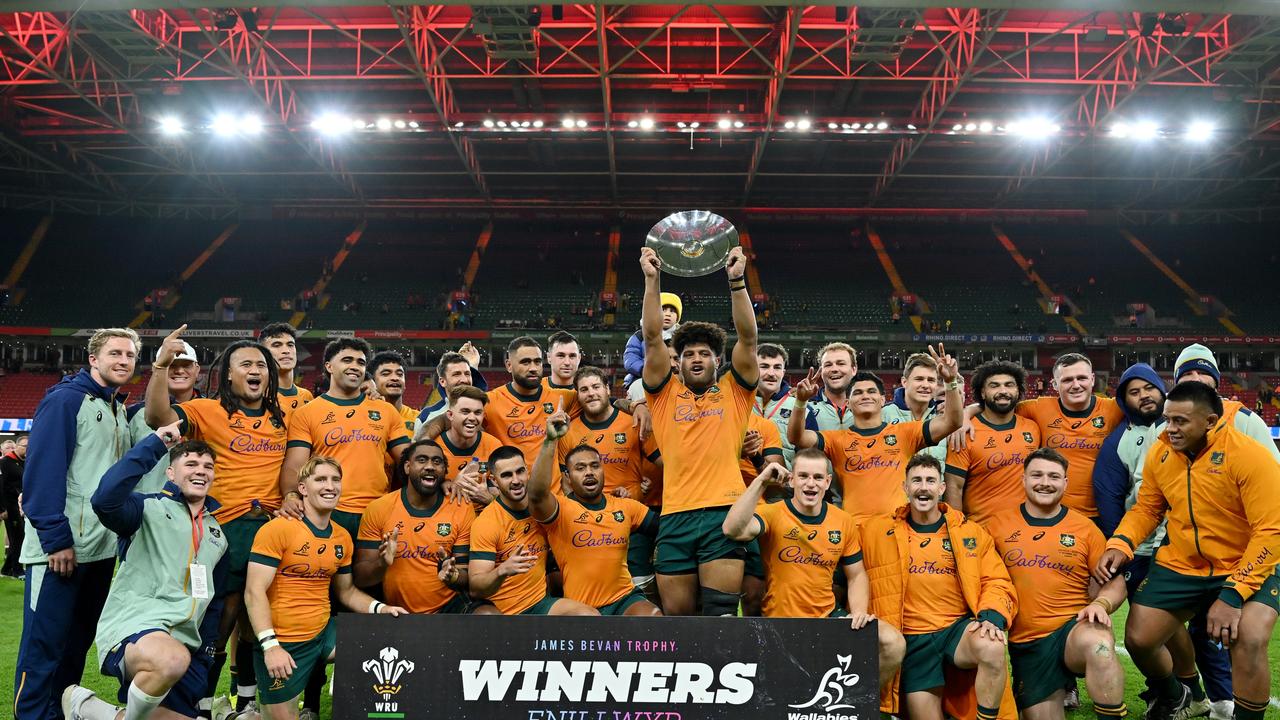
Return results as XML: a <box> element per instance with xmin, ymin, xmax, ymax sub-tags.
<box><xmin>928</xmin><ymin>343</ymin><xmax>959</xmax><ymax>384</ymax></box>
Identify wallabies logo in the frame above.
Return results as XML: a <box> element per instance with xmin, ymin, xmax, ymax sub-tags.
<box><xmin>1091</xmin><ymin>417</ymin><xmax>1106</xmax><ymax>429</ymax></box>
<box><xmin>368</xmin><ymin>410</ymin><xmax>381</xmax><ymax>421</ymax></box>
<box><xmin>963</xmin><ymin>537</ymin><xmax>977</xmax><ymax>550</ymax></box>
<box><xmin>436</xmin><ymin>523</ymin><xmax>452</xmax><ymax>537</ymax></box>
<box><xmin>1022</xmin><ymin>432</ymin><xmax>1035</xmax><ymax>444</ymax></box>
<box><xmin>612</xmin><ymin>511</ymin><xmax>626</xmax><ymax>523</ymax></box>
<box><xmin>1060</xmin><ymin>534</ymin><xmax>1076</xmax><ymax>547</ymax></box>
<box><xmin>828</xmin><ymin>530</ymin><xmax>842</xmax><ymax>544</ymax></box>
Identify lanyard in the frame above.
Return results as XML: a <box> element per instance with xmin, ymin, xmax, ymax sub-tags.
<box><xmin>190</xmin><ymin>507</ymin><xmax>205</xmax><ymax>558</ymax></box>
<box><xmin>757</xmin><ymin>390</ymin><xmax>792</xmax><ymax>421</ymax></box>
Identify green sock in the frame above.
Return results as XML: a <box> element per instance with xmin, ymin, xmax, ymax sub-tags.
<box><xmin>977</xmin><ymin>704</ymin><xmax>1000</xmax><ymax>720</ymax></box>
<box><xmin>1155</xmin><ymin>673</ymin><xmax>1182</xmax><ymax>702</ymax></box>
<box><xmin>1178</xmin><ymin>673</ymin><xmax>1206</xmax><ymax>701</ymax></box>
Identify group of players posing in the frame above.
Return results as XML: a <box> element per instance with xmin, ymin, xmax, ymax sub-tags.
<box><xmin>12</xmin><ymin>244</ymin><xmax>1279</xmax><ymax>720</ymax></box>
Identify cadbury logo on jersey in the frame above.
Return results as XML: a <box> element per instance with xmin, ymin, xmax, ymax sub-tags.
<box><xmin>323</xmin><ymin>427</ymin><xmax>382</xmax><ymax>446</ymax></box>
<box><xmin>229</xmin><ymin>434</ymin><xmax>285</xmax><ymax>454</ymax></box>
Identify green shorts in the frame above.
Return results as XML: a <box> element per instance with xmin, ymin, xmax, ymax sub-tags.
<box><xmin>597</xmin><ymin>589</ymin><xmax>649</xmax><ymax>616</ymax></box>
<box><xmin>828</xmin><ymin>608</ymin><xmax>849</xmax><ymax>618</ymax></box>
<box><xmin>437</xmin><ymin>594</ymin><xmax>470</xmax><ymax>614</ymax></box>
<box><xmin>254</xmin><ymin>619</ymin><xmax>336</xmax><ymax>706</ymax></box>
<box><xmin>628</xmin><ymin>531</ymin><xmax>656</xmax><ymax>577</ymax></box>
<box><xmin>744</xmin><ymin>539</ymin><xmax>764</xmax><ymax>579</ymax></box>
<box><xmin>1134</xmin><ymin>564</ymin><xmax>1280</xmax><ymax>613</ymax></box>
<box><xmin>518</xmin><ymin>595</ymin><xmax>560</xmax><ymax>616</ymax></box>
<box><xmin>1010</xmin><ymin>619</ymin><xmax>1081</xmax><ymax>709</ymax></box>
<box><xmin>655</xmin><ymin>507</ymin><xmax>745</xmax><ymax>575</ymax></box>
<box><xmin>220</xmin><ymin>514</ymin><xmax>269</xmax><ymax>594</ymax></box>
<box><xmin>331</xmin><ymin>509</ymin><xmax>362</xmax><ymax>542</ymax></box>
<box><xmin>901</xmin><ymin>616</ymin><xmax>973</xmax><ymax>694</ymax></box>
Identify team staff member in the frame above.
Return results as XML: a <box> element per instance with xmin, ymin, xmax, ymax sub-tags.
<box><xmin>640</xmin><ymin>245</ymin><xmax>758</xmax><ymax>617</ymax></box>
<box><xmin>945</xmin><ymin>360</ymin><xmax>1040</xmax><ymax>526</ymax></box>
<box><xmin>988</xmin><ymin>449</ymin><xmax>1128</xmax><ymax>720</ymax></box>
<box><xmin>529</xmin><ymin>407</ymin><xmax>662</xmax><ymax>616</ymax></box>
<box><xmin>412</xmin><ymin>345</ymin><xmax>487</xmax><ymax>436</ymax></box>
<box><xmin>753</xmin><ymin>343</ymin><xmax>798</xmax><ymax>465</ymax></box>
<box><xmin>882</xmin><ymin>353</ymin><xmax>949</xmax><ymax>463</ymax></box>
<box><xmin>146</xmin><ymin>331</ymin><xmax>289</xmax><ymax>715</ymax></box>
<box><xmin>258</xmin><ymin>323</ymin><xmax>313</xmax><ymax>424</ymax></box>
<box><xmin>1096</xmin><ymin>382</ymin><xmax>1280</xmax><ymax>720</ymax></box>
<box><xmin>804</xmin><ymin>342</ymin><xmax>860</xmax><ymax>432</ymax></box>
<box><xmin>64</xmin><ymin>426</ymin><xmax>228</xmax><ymax>720</ymax></box>
<box><xmin>245</xmin><ymin>457</ymin><xmax>407</xmax><ymax>720</ymax></box>
<box><xmin>129</xmin><ymin>338</ymin><xmax>201</xmax><ymax>494</ymax></box>
<box><xmin>0</xmin><ymin>434</ymin><xmax>27</xmax><ymax>579</ymax></box>
<box><xmin>437</xmin><ymin>386</ymin><xmax>502</xmax><ymax>507</ymax></box>
<box><xmin>859</xmin><ymin>453</ymin><xmax>1016</xmax><ymax>720</ymax></box>
<box><xmin>723</xmin><ymin>449</ymin><xmax>906</xmax><ymax>688</ymax></box>
<box><xmin>468</xmin><ymin>446</ymin><xmax>597</xmax><ymax>616</ymax></box>
<box><xmin>1170</xmin><ymin>343</ymin><xmax>1280</xmax><ymax>462</ymax></box>
<box><xmin>15</xmin><ymin>327</ymin><xmax>138</xmax><ymax>720</ymax></box>
<box><xmin>355</xmin><ymin>440</ymin><xmax>475</xmax><ymax>614</ymax></box>
<box><xmin>787</xmin><ymin>346</ymin><xmax>962</xmax><ymax>525</ymax></box>
<box><xmin>280</xmin><ymin>338</ymin><xmax>411</xmax><ymax>537</ymax></box>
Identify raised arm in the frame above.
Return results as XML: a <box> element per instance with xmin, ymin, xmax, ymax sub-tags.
<box><xmin>922</xmin><ymin>344</ymin><xmax>963</xmax><ymax>442</ymax></box>
<box><xmin>639</xmin><ymin>248</ymin><xmax>671</xmax><ymax>389</ymax></box>
<box><xmin>725</xmin><ymin>247</ymin><xmax>758</xmax><ymax>385</ymax></box>
<box><xmin>722</xmin><ymin>463</ymin><xmax>788</xmax><ymax>542</ymax></box>
<box><xmin>787</xmin><ymin>368</ymin><xmax>821</xmax><ymax>449</ymax></box>
<box><xmin>91</xmin><ymin>424</ymin><xmax>180</xmax><ymax>537</ymax></box>
<box><xmin>529</xmin><ymin>403</ymin><xmax>569</xmax><ymax>523</ymax></box>
<box><xmin>143</xmin><ymin>324</ymin><xmax>187</xmax><ymax>429</ymax></box>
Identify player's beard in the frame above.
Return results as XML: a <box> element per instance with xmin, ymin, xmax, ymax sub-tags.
<box><xmin>513</xmin><ymin>372</ymin><xmax>540</xmax><ymax>391</ymax></box>
<box><xmin>982</xmin><ymin>394</ymin><xmax>1017</xmax><ymax>414</ymax></box>
<box><xmin>824</xmin><ymin>377</ymin><xmax>851</xmax><ymax>397</ymax></box>
<box><xmin>1130</xmin><ymin>401</ymin><xmax>1163</xmax><ymax>425</ymax></box>
<box><xmin>410</xmin><ymin>472</ymin><xmax>439</xmax><ymax>498</ymax></box>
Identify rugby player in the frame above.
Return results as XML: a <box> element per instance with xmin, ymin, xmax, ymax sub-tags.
<box><xmin>257</xmin><ymin>324</ymin><xmax>313</xmax><ymax>425</ymax></box>
<box><xmin>367</xmin><ymin>351</ymin><xmax>417</xmax><ymax>432</ymax></box>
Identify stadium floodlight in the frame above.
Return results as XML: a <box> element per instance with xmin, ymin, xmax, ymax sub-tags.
<box><xmin>964</xmin><ymin>122</ymin><xmax>977</xmax><ymax>132</ymax></box>
<box><xmin>733</xmin><ymin>120</ymin><xmax>743</xmax><ymax>128</ymax></box>
<box><xmin>496</xmin><ymin>120</ymin><xmax>507</xmax><ymax>128</ymax></box>
<box><xmin>906</xmin><ymin>124</ymin><xmax>917</xmax><ymax>131</ymax></box>
<box><xmin>409</xmin><ymin>121</ymin><xmax>420</xmax><ymax>129</ymax></box>
<box><xmin>627</xmin><ymin>120</ymin><xmax>639</xmax><ymax>128</ymax></box>
<box><xmin>1010</xmin><ymin>117</ymin><xmax>1058</xmax><ymax>140</ymax></box>
<box><xmin>784</xmin><ymin>120</ymin><xmax>796</xmax><ymax>130</ymax></box>
<box><xmin>828</xmin><ymin>122</ymin><xmax>838</xmax><ymax>130</ymax></box>
<box><xmin>375</xmin><ymin>117</ymin><xmax>393</xmax><ymax>131</ymax></box>
<box><xmin>483</xmin><ymin>119</ymin><xmax>495</xmax><ymax>128</ymax></box>
<box><xmin>978</xmin><ymin>121</ymin><xmax>993</xmax><ymax>133</ymax></box>
<box><xmin>562</xmin><ymin>117</ymin><xmax>575</xmax><ymax>128</ymax></box>
<box><xmin>352</xmin><ymin>119</ymin><xmax>366</xmax><ymax>130</ymax></box>
<box><xmin>796</xmin><ymin>118</ymin><xmax>811</xmax><ymax>131</ymax></box>
<box><xmin>520</xmin><ymin>121</ymin><xmax>531</xmax><ymax>128</ymax></box>
<box><xmin>720</xmin><ymin>118</ymin><xmax>733</xmax><ymax>130</ymax></box>
<box><xmin>453</xmin><ymin>121</ymin><xmax>464</xmax><ymax>128</ymax></box>
<box><xmin>689</xmin><ymin>121</ymin><xmax>700</xmax><ymax>129</ymax></box>
<box><xmin>1187</xmin><ymin>121</ymin><xmax>1214</xmax><ymax>142</ymax></box>
<box><xmin>158</xmin><ymin>116</ymin><xmax>184</xmax><ymax>135</ymax></box>
<box><xmin>532</xmin><ymin>119</ymin><xmax>544</xmax><ymax>128</ymax></box>
<box><xmin>1132</xmin><ymin>120</ymin><xmax>1159</xmax><ymax>141</ymax></box>
<box><xmin>239</xmin><ymin>115</ymin><xmax>263</xmax><ymax>135</ymax></box>
<box><xmin>310</xmin><ymin>113</ymin><xmax>350</xmax><ymax>136</ymax></box>
<box><xmin>875</xmin><ymin>120</ymin><xmax>889</xmax><ymax>130</ymax></box>
<box><xmin>851</xmin><ymin>122</ymin><xmax>862</xmax><ymax>130</ymax></box>
<box><xmin>211</xmin><ymin>114</ymin><xmax>238</xmax><ymax>137</ymax></box>
<box><xmin>394</xmin><ymin>119</ymin><xmax>407</xmax><ymax>129</ymax></box>
<box><xmin>639</xmin><ymin>117</ymin><xmax>655</xmax><ymax>130</ymax></box>
<box><xmin>952</xmin><ymin>123</ymin><xmax>963</xmax><ymax>132</ymax></box>
<box><xmin>677</xmin><ymin>121</ymin><xmax>687</xmax><ymax>129</ymax></box>
<box><xmin>1109</xmin><ymin>122</ymin><xmax>1130</xmax><ymax>138</ymax></box>
<box><xmin>575</xmin><ymin>118</ymin><xmax>587</xmax><ymax>128</ymax></box>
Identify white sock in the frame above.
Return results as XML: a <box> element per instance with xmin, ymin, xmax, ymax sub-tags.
<box><xmin>237</xmin><ymin>684</ymin><xmax>257</xmax><ymax>699</ymax></box>
<box><xmin>121</xmin><ymin>681</ymin><xmax>167</xmax><ymax>720</ymax></box>
<box><xmin>75</xmin><ymin>694</ymin><xmax>124</xmax><ymax>720</ymax></box>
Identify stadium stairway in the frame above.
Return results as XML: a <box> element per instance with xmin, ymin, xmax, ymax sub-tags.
<box><xmin>1121</xmin><ymin>229</ymin><xmax>1245</xmax><ymax>337</ymax></box>
<box><xmin>287</xmin><ymin>221</ymin><xmax>366</xmax><ymax>328</ymax></box>
<box><xmin>1</xmin><ymin>215</ymin><xmax>52</xmax><ymax>307</ymax></box>
<box><xmin>865</xmin><ymin>224</ymin><xmax>925</xmax><ymax>332</ymax></box>
<box><xmin>130</xmin><ymin>223</ymin><xmax>239</xmax><ymax>328</ymax></box>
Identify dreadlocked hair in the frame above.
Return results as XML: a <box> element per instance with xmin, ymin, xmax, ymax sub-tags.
<box><xmin>205</xmin><ymin>340</ymin><xmax>285</xmax><ymax>429</ymax></box>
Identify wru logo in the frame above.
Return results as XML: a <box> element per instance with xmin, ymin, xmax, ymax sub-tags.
<box><xmin>363</xmin><ymin>646</ymin><xmax>416</xmax><ymax>700</ymax></box>
<box><xmin>789</xmin><ymin>654</ymin><xmax>861</xmax><ymax>712</ymax></box>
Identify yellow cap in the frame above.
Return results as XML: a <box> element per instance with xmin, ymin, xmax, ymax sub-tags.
<box><xmin>659</xmin><ymin>292</ymin><xmax>683</xmax><ymax>320</ymax></box>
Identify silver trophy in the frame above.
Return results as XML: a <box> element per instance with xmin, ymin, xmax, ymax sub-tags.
<box><xmin>645</xmin><ymin>210</ymin><xmax>740</xmax><ymax>277</ymax></box>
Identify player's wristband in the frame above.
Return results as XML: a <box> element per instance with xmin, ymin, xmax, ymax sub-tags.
<box><xmin>1090</xmin><ymin>597</ymin><xmax>1114</xmax><ymax>613</ymax></box>
<box><xmin>256</xmin><ymin>628</ymin><xmax>277</xmax><ymax>642</ymax></box>
<box><xmin>946</xmin><ymin>380</ymin><xmax>962</xmax><ymax>390</ymax></box>
<box><xmin>261</xmin><ymin>639</ymin><xmax>281</xmax><ymax>651</ymax></box>
<box><xmin>729</xmin><ymin>281</ymin><xmax>747</xmax><ymax>292</ymax></box>
<box><xmin>369</xmin><ymin>600</ymin><xmax>384</xmax><ymax>615</ymax></box>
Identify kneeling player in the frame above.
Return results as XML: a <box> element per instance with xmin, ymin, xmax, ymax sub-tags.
<box><xmin>989</xmin><ymin>448</ymin><xmax>1127</xmax><ymax>720</ymax></box>
<box><xmin>243</xmin><ymin>457</ymin><xmax>406</xmax><ymax>720</ymax></box>
<box><xmin>722</xmin><ymin>448</ymin><xmax>905</xmax><ymax>684</ymax></box>
<box><xmin>64</xmin><ymin>425</ymin><xmax>228</xmax><ymax>720</ymax></box>
<box><xmin>530</xmin><ymin>408</ymin><xmax>661</xmax><ymax>616</ymax></box>
<box><xmin>355</xmin><ymin>440</ymin><xmax>476</xmax><ymax>614</ymax></box>
<box><xmin>469</xmin><ymin>446</ymin><xmax>598</xmax><ymax>616</ymax></box>
<box><xmin>859</xmin><ymin>453</ymin><xmax>1016</xmax><ymax>720</ymax></box>
<box><xmin>1096</xmin><ymin>382</ymin><xmax>1280</xmax><ymax>720</ymax></box>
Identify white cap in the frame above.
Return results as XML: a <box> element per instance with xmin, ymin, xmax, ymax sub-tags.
<box><xmin>159</xmin><ymin>340</ymin><xmax>199</xmax><ymax>364</ymax></box>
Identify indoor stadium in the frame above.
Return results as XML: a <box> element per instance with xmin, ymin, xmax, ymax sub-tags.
<box><xmin>0</xmin><ymin>1</ymin><xmax>1278</xmax><ymax>719</ymax></box>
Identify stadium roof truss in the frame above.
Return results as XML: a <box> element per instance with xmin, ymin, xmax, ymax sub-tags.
<box><xmin>0</xmin><ymin>1</ymin><xmax>1276</xmax><ymax>219</ymax></box>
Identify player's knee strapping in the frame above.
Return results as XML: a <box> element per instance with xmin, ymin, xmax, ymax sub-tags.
<box><xmin>699</xmin><ymin>587</ymin><xmax>740</xmax><ymax>617</ymax></box>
